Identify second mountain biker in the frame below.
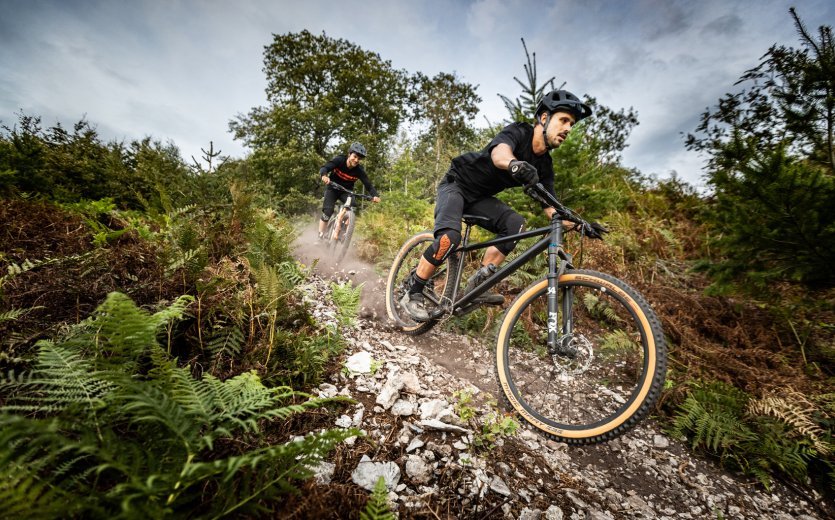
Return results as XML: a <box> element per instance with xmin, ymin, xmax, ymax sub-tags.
<box><xmin>317</xmin><ymin>142</ymin><xmax>381</xmax><ymax>242</ymax></box>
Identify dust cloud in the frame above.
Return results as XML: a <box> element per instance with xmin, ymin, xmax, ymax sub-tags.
<box><xmin>292</xmin><ymin>221</ymin><xmax>389</xmax><ymax>322</ymax></box>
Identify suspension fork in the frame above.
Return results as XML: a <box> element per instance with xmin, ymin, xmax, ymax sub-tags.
<box><xmin>546</xmin><ymin>218</ymin><xmax>573</xmax><ymax>355</ymax></box>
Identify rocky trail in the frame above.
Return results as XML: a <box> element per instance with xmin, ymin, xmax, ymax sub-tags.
<box><xmin>293</xmin><ymin>239</ymin><xmax>830</xmax><ymax>520</ymax></box>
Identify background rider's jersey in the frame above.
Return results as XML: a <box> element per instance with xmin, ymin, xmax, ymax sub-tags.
<box><xmin>319</xmin><ymin>155</ymin><xmax>379</xmax><ymax>197</ymax></box>
<box><xmin>449</xmin><ymin>122</ymin><xmax>555</xmax><ymax>205</ymax></box>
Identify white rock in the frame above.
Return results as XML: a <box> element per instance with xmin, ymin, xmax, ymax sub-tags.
<box><xmin>390</xmin><ymin>399</ymin><xmax>416</xmax><ymax>416</ymax></box>
<box><xmin>405</xmin><ymin>455</ymin><xmax>432</xmax><ymax>484</ymax></box>
<box><xmin>545</xmin><ymin>505</ymin><xmax>564</xmax><ymax>520</ymax></box>
<box><xmin>653</xmin><ymin>434</ymin><xmax>670</xmax><ymax>449</ymax></box>
<box><xmin>352</xmin><ymin>406</ymin><xmax>365</xmax><ymax>426</ymax></box>
<box><xmin>345</xmin><ymin>351</ymin><xmax>373</xmax><ymax>374</ymax></box>
<box><xmin>418</xmin><ymin>419</ymin><xmax>470</xmax><ymax>434</ymax></box>
<box><xmin>376</xmin><ymin>372</ymin><xmax>405</xmax><ymax>410</ymax></box>
<box><xmin>419</xmin><ymin>399</ymin><xmax>449</xmax><ymax>421</ymax></box>
<box><xmin>334</xmin><ymin>415</ymin><xmax>353</xmax><ymax>428</ymax></box>
<box><xmin>401</xmin><ymin>371</ymin><xmax>421</xmax><ymax>394</ymax></box>
<box><xmin>406</xmin><ymin>436</ymin><xmax>425</xmax><ymax>453</ymax></box>
<box><xmin>317</xmin><ymin>383</ymin><xmax>338</xmax><ymax>398</ymax></box>
<box><xmin>489</xmin><ymin>475</ymin><xmax>512</xmax><ymax>497</ymax></box>
<box><xmin>351</xmin><ymin>459</ymin><xmax>401</xmax><ymax>492</ymax></box>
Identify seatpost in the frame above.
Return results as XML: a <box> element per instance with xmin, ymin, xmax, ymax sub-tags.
<box><xmin>546</xmin><ymin>215</ymin><xmax>562</xmax><ymax>349</ymax></box>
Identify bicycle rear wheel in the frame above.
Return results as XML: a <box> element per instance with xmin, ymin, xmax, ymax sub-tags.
<box><xmin>385</xmin><ymin>232</ymin><xmax>458</xmax><ymax>336</ymax></box>
<box><xmin>495</xmin><ymin>269</ymin><xmax>666</xmax><ymax>444</ymax></box>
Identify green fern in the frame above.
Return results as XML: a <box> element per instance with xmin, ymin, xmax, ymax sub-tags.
<box><xmin>360</xmin><ymin>476</ymin><xmax>395</xmax><ymax>520</ymax></box>
<box><xmin>0</xmin><ymin>306</ymin><xmax>43</xmax><ymax>323</ymax></box>
<box><xmin>276</xmin><ymin>260</ymin><xmax>307</xmax><ymax>287</ymax></box>
<box><xmin>253</xmin><ymin>263</ymin><xmax>287</xmax><ymax>311</ymax></box>
<box><xmin>245</xmin><ymin>210</ymin><xmax>298</xmax><ymax>268</ymax></box>
<box><xmin>0</xmin><ymin>291</ymin><xmax>356</xmax><ymax>518</ymax></box>
<box><xmin>206</xmin><ymin>323</ymin><xmax>245</xmax><ymax>360</ymax></box>
<box><xmin>671</xmin><ymin>381</ymin><xmax>821</xmax><ymax>490</ymax></box>
<box><xmin>582</xmin><ymin>292</ymin><xmax>623</xmax><ymax>325</ymax></box>
<box><xmin>330</xmin><ymin>280</ymin><xmax>363</xmax><ymax>327</ymax></box>
<box><xmin>599</xmin><ymin>329</ymin><xmax>639</xmax><ymax>360</ymax></box>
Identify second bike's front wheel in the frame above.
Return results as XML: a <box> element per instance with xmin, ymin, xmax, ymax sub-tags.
<box><xmin>385</xmin><ymin>231</ymin><xmax>458</xmax><ymax>336</ymax></box>
<box><xmin>495</xmin><ymin>269</ymin><xmax>667</xmax><ymax>444</ymax></box>
<box><xmin>336</xmin><ymin>210</ymin><xmax>356</xmax><ymax>262</ymax></box>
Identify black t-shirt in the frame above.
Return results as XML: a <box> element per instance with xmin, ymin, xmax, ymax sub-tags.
<box><xmin>319</xmin><ymin>155</ymin><xmax>379</xmax><ymax>197</ymax></box>
<box><xmin>449</xmin><ymin>122</ymin><xmax>554</xmax><ymax>204</ymax></box>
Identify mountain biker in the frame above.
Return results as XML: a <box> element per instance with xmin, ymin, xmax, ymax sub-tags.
<box><xmin>400</xmin><ymin>89</ymin><xmax>606</xmax><ymax>321</ymax></box>
<box><xmin>318</xmin><ymin>142</ymin><xmax>381</xmax><ymax>241</ymax></box>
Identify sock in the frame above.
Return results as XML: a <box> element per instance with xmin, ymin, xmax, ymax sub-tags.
<box><xmin>409</xmin><ymin>273</ymin><xmax>428</xmax><ymax>295</ymax></box>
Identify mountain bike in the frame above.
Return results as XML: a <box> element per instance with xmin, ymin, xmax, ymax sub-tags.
<box><xmin>385</xmin><ymin>183</ymin><xmax>667</xmax><ymax>444</ymax></box>
<box><xmin>323</xmin><ymin>183</ymin><xmax>373</xmax><ymax>262</ymax></box>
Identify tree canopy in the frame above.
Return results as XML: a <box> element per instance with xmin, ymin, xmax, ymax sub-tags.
<box><xmin>687</xmin><ymin>8</ymin><xmax>835</xmax><ymax>289</ymax></box>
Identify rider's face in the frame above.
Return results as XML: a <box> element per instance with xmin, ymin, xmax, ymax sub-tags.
<box><xmin>347</xmin><ymin>152</ymin><xmax>363</xmax><ymax>168</ymax></box>
<box><xmin>542</xmin><ymin>111</ymin><xmax>576</xmax><ymax>148</ymax></box>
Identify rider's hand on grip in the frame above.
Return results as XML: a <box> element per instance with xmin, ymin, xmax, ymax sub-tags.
<box><xmin>583</xmin><ymin>221</ymin><xmax>609</xmax><ymax>240</ymax></box>
<box><xmin>509</xmin><ymin>160</ymin><xmax>539</xmax><ymax>186</ymax></box>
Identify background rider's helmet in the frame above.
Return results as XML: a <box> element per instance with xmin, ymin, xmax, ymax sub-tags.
<box><xmin>348</xmin><ymin>142</ymin><xmax>367</xmax><ymax>158</ymax></box>
<box><xmin>535</xmin><ymin>90</ymin><xmax>592</xmax><ymax>121</ymax></box>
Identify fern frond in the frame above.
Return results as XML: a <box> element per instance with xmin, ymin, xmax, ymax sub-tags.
<box><xmin>360</xmin><ymin>476</ymin><xmax>396</xmax><ymax>520</ymax></box>
<box><xmin>600</xmin><ymin>330</ymin><xmax>637</xmax><ymax>354</ymax></box>
<box><xmin>0</xmin><ymin>292</ymin><xmax>351</xmax><ymax>516</ymax></box>
<box><xmin>330</xmin><ymin>281</ymin><xmax>363</xmax><ymax>327</ymax></box>
<box><xmin>206</xmin><ymin>324</ymin><xmax>245</xmax><ymax>359</ymax></box>
<box><xmin>0</xmin><ymin>306</ymin><xmax>43</xmax><ymax>323</ymax></box>
<box><xmin>184</xmin><ymin>427</ymin><xmax>359</xmax><ymax>516</ymax></box>
<box><xmin>276</xmin><ymin>260</ymin><xmax>306</xmax><ymax>287</ymax></box>
<box><xmin>671</xmin><ymin>382</ymin><xmax>756</xmax><ymax>452</ymax></box>
<box><xmin>0</xmin><ymin>341</ymin><xmax>113</xmax><ymax>415</ymax></box>
<box><xmin>747</xmin><ymin>390</ymin><xmax>832</xmax><ymax>455</ymax></box>
<box><xmin>253</xmin><ymin>263</ymin><xmax>286</xmax><ymax>311</ymax></box>
<box><xmin>91</xmin><ymin>292</ymin><xmax>193</xmax><ymax>366</ymax></box>
<box><xmin>118</xmin><ymin>381</ymin><xmax>200</xmax><ymax>450</ymax></box>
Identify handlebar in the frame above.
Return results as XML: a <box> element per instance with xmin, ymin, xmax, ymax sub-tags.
<box><xmin>524</xmin><ymin>182</ymin><xmax>605</xmax><ymax>239</ymax></box>
<box><xmin>326</xmin><ymin>182</ymin><xmax>375</xmax><ymax>200</ymax></box>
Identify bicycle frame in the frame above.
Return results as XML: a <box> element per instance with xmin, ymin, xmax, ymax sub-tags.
<box><xmin>326</xmin><ymin>184</ymin><xmax>371</xmax><ymax>241</ymax></box>
<box><xmin>430</xmin><ymin>215</ymin><xmax>576</xmax><ymax>346</ymax></box>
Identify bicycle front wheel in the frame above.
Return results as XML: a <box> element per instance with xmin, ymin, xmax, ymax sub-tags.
<box><xmin>336</xmin><ymin>210</ymin><xmax>356</xmax><ymax>262</ymax></box>
<box><xmin>495</xmin><ymin>269</ymin><xmax>666</xmax><ymax>444</ymax></box>
<box><xmin>385</xmin><ymin>232</ymin><xmax>458</xmax><ymax>336</ymax></box>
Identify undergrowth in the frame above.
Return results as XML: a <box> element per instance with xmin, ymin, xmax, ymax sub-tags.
<box><xmin>0</xmin><ymin>292</ymin><xmax>356</xmax><ymax>518</ymax></box>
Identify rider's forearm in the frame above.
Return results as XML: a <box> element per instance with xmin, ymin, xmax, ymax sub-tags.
<box><xmin>490</xmin><ymin>143</ymin><xmax>516</xmax><ymax>170</ymax></box>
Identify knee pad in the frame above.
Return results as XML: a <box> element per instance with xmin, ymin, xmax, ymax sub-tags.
<box><xmin>495</xmin><ymin>214</ymin><xmax>526</xmax><ymax>256</ymax></box>
<box><xmin>321</xmin><ymin>212</ymin><xmax>332</xmax><ymax>222</ymax></box>
<box><xmin>423</xmin><ymin>229</ymin><xmax>461</xmax><ymax>266</ymax></box>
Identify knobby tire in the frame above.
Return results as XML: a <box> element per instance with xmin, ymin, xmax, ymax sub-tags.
<box><xmin>385</xmin><ymin>232</ymin><xmax>458</xmax><ymax>336</ymax></box>
<box><xmin>495</xmin><ymin>269</ymin><xmax>666</xmax><ymax>444</ymax></box>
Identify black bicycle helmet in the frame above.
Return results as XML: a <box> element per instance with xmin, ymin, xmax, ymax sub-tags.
<box><xmin>348</xmin><ymin>142</ymin><xmax>367</xmax><ymax>158</ymax></box>
<box><xmin>535</xmin><ymin>89</ymin><xmax>592</xmax><ymax>121</ymax></box>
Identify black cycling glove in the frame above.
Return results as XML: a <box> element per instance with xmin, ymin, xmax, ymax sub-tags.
<box><xmin>583</xmin><ymin>221</ymin><xmax>609</xmax><ymax>240</ymax></box>
<box><xmin>509</xmin><ymin>160</ymin><xmax>539</xmax><ymax>186</ymax></box>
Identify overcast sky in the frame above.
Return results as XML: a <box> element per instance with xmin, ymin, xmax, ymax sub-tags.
<box><xmin>2</xmin><ymin>0</ymin><xmax>833</xmax><ymax>189</ymax></box>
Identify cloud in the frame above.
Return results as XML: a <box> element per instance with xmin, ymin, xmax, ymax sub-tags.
<box><xmin>702</xmin><ymin>13</ymin><xmax>744</xmax><ymax>35</ymax></box>
<box><xmin>2</xmin><ymin>0</ymin><xmax>835</xmax><ymax>187</ymax></box>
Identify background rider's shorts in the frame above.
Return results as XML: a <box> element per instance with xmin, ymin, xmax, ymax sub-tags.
<box><xmin>322</xmin><ymin>186</ymin><xmax>350</xmax><ymax>218</ymax></box>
